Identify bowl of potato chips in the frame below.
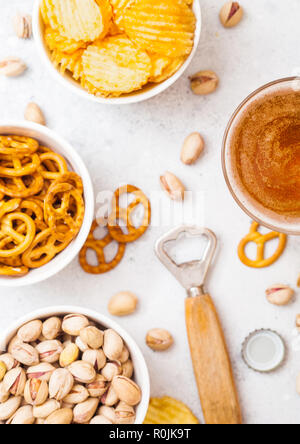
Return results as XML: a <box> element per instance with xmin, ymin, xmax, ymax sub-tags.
<box><xmin>33</xmin><ymin>0</ymin><xmax>202</xmax><ymax>104</ymax></box>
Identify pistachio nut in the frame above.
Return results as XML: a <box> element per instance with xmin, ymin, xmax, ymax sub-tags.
<box><xmin>33</xmin><ymin>399</ymin><xmax>60</xmax><ymax>419</ymax></box>
<box><xmin>82</xmin><ymin>349</ymin><xmax>106</xmax><ymax>371</ymax></box>
<box><xmin>103</xmin><ymin>329</ymin><xmax>124</xmax><ymax>361</ymax></box>
<box><xmin>45</xmin><ymin>408</ymin><xmax>73</xmax><ymax>425</ymax></box>
<box><xmin>24</xmin><ymin>103</ymin><xmax>46</xmax><ymax>126</ymax></box>
<box><xmin>49</xmin><ymin>368</ymin><xmax>74</xmax><ymax>401</ymax></box>
<box><xmin>36</xmin><ymin>340</ymin><xmax>63</xmax><ymax>363</ymax></box>
<box><xmin>17</xmin><ymin>320</ymin><xmax>43</xmax><ymax>343</ymax></box>
<box><xmin>101</xmin><ymin>385</ymin><xmax>119</xmax><ymax>407</ymax></box>
<box><xmin>73</xmin><ymin>398</ymin><xmax>99</xmax><ymax>424</ymax></box>
<box><xmin>59</xmin><ymin>343</ymin><xmax>79</xmax><ymax>367</ymax></box>
<box><xmin>63</xmin><ymin>384</ymin><xmax>89</xmax><ymax>405</ymax></box>
<box><xmin>160</xmin><ymin>172</ymin><xmax>185</xmax><ymax>201</ymax></box>
<box><xmin>26</xmin><ymin>363</ymin><xmax>55</xmax><ymax>382</ymax></box>
<box><xmin>42</xmin><ymin>317</ymin><xmax>62</xmax><ymax>340</ymax></box>
<box><xmin>24</xmin><ymin>378</ymin><xmax>49</xmax><ymax>406</ymax></box>
<box><xmin>0</xmin><ymin>396</ymin><xmax>22</xmax><ymax>420</ymax></box>
<box><xmin>101</xmin><ymin>362</ymin><xmax>122</xmax><ymax>381</ymax></box>
<box><xmin>0</xmin><ymin>361</ymin><xmax>6</xmax><ymax>381</ymax></box>
<box><xmin>112</xmin><ymin>376</ymin><xmax>141</xmax><ymax>406</ymax></box>
<box><xmin>90</xmin><ymin>415</ymin><xmax>113</xmax><ymax>424</ymax></box>
<box><xmin>220</xmin><ymin>2</ymin><xmax>243</xmax><ymax>28</ymax></box>
<box><xmin>181</xmin><ymin>132</ymin><xmax>205</xmax><ymax>165</ymax></box>
<box><xmin>68</xmin><ymin>360</ymin><xmax>96</xmax><ymax>384</ymax></box>
<box><xmin>122</xmin><ymin>360</ymin><xmax>134</xmax><ymax>379</ymax></box>
<box><xmin>108</xmin><ymin>292</ymin><xmax>138</xmax><ymax>317</ymax></box>
<box><xmin>0</xmin><ymin>57</ymin><xmax>27</xmax><ymax>77</ymax></box>
<box><xmin>190</xmin><ymin>70</ymin><xmax>219</xmax><ymax>95</ymax></box>
<box><xmin>11</xmin><ymin>342</ymin><xmax>39</xmax><ymax>366</ymax></box>
<box><xmin>6</xmin><ymin>405</ymin><xmax>34</xmax><ymax>425</ymax></box>
<box><xmin>119</xmin><ymin>346</ymin><xmax>130</xmax><ymax>364</ymax></box>
<box><xmin>0</xmin><ymin>353</ymin><xmax>18</xmax><ymax>371</ymax></box>
<box><xmin>13</xmin><ymin>14</ymin><xmax>32</xmax><ymax>39</ymax></box>
<box><xmin>115</xmin><ymin>401</ymin><xmax>136</xmax><ymax>424</ymax></box>
<box><xmin>62</xmin><ymin>314</ymin><xmax>89</xmax><ymax>336</ymax></box>
<box><xmin>3</xmin><ymin>367</ymin><xmax>26</xmax><ymax>396</ymax></box>
<box><xmin>0</xmin><ymin>382</ymin><xmax>9</xmax><ymax>403</ymax></box>
<box><xmin>87</xmin><ymin>374</ymin><xmax>109</xmax><ymax>398</ymax></box>
<box><xmin>266</xmin><ymin>284</ymin><xmax>294</xmax><ymax>306</ymax></box>
<box><xmin>8</xmin><ymin>335</ymin><xmax>22</xmax><ymax>354</ymax></box>
<box><xmin>80</xmin><ymin>326</ymin><xmax>104</xmax><ymax>350</ymax></box>
<box><xmin>75</xmin><ymin>336</ymin><xmax>89</xmax><ymax>352</ymax></box>
<box><xmin>146</xmin><ymin>328</ymin><xmax>174</xmax><ymax>351</ymax></box>
<box><xmin>98</xmin><ymin>405</ymin><xmax>117</xmax><ymax>424</ymax></box>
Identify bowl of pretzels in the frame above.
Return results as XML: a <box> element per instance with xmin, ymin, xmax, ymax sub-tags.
<box><xmin>0</xmin><ymin>122</ymin><xmax>94</xmax><ymax>287</ymax></box>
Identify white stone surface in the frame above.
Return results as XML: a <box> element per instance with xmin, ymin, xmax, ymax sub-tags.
<box><xmin>0</xmin><ymin>0</ymin><xmax>300</xmax><ymax>425</ymax></box>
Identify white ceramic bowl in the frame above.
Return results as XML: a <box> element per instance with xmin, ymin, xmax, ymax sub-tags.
<box><xmin>0</xmin><ymin>306</ymin><xmax>150</xmax><ymax>424</ymax></box>
<box><xmin>32</xmin><ymin>0</ymin><xmax>202</xmax><ymax>105</ymax></box>
<box><xmin>0</xmin><ymin>122</ymin><xmax>94</xmax><ymax>287</ymax></box>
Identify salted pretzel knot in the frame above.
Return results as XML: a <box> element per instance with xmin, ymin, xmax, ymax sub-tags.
<box><xmin>238</xmin><ymin>222</ymin><xmax>287</xmax><ymax>268</ymax></box>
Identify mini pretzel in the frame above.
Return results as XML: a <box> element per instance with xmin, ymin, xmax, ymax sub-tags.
<box><xmin>52</xmin><ymin>172</ymin><xmax>84</xmax><ymax>195</ymax></box>
<box><xmin>0</xmin><ymin>212</ymin><xmax>36</xmax><ymax>258</ymax></box>
<box><xmin>108</xmin><ymin>185</ymin><xmax>151</xmax><ymax>243</ymax></box>
<box><xmin>0</xmin><ymin>154</ymin><xmax>40</xmax><ymax>177</ymax></box>
<box><xmin>0</xmin><ymin>136</ymin><xmax>39</xmax><ymax>156</ymax></box>
<box><xmin>39</xmin><ymin>152</ymin><xmax>68</xmax><ymax>180</ymax></box>
<box><xmin>0</xmin><ymin>198</ymin><xmax>21</xmax><ymax>220</ymax></box>
<box><xmin>0</xmin><ymin>264</ymin><xmax>29</xmax><ymax>276</ymax></box>
<box><xmin>0</xmin><ymin>172</ymin><xmax>44</xmax><ymax>198</ymax></box>
<box><xmin>79</xmin><ymin>221</ymin><xmax>126</xmax><ymax>274</ymax></box>
<box><xmin>238</xmin><ymin>222</ymin><xmax>287</xmax><ymax>268</ymax></box>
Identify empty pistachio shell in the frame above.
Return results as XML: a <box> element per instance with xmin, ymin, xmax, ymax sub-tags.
<box><xmin>11</xmin><ymin>342</ymin><xmax>39</xmax><ymax>366</ymax></box>
<box><xmin>101</xmin><ymin>385</ymin><xmax>119</xmax><ymax>407</ymax></box>
<box><xmin>59</xmin><ymin>343</ymin><xmax>79</xmax><ymax>367</ymax></box>
<box><xmin>90</xmin><ymin>415</ymin><xmax>113</xmax><ymax>424</ymax></box>
<box><xmin>266</xmin><ymin>284</ymin><xmax>294</xmax><ymax>306</ymax></box>
<box><xmin>49</xmin><ymin>368</ymin><xmax>74</xmax><ymax>401</ymax></box>
<box><xmin>122</xmin><ymin>360</ymin><xmax>134</xmax><ymax>379</ymax></box>
<box><xmin>108</xmin><ymin>292</ymin><xmax>138</xmax><ymax>316</ymax></box>
<box><xmin>62</xmin><ymin>314</ymin><xmax>89</xmax><ymax>336</ymax></box>
<box><xmin>3</xmin><ymin>368</ymin><xmax>26</xmax><ymax>396</ymax></box>
<box><xmin>0</xmin><ymin>57</ymin><xmax>27</xmax><ymax>77</ymax></box>
<box><xmin>68</xmin><ymin>361</ymin><xmax>96</xmax><ymax>384</ymax></box>
<box><xmin>26</xmin><ymin>363</ymin><xmax>55</xmax><ymax>382</ymax></box>
<box><xmin>0</xmin><ymin>382</ymin><xmax>9</xmax><ymax>403</ymax></box>
<box><xmin>7</xmin><ymin>405</ymin><xmax>34</xmax><ymax>424</ymax></box>
<box><xmin>45</xmin><ymin>408</ymin><xmax>73</xmax><ymax>425</ymax></box>
<box><xmin>0</xmin><ymin>396</ymin><xmax>22</xmax><ymax>420</ymax></box>
<box><xmin>115</xmin><ymin>401</ymin><xmax>136</xmax><ymax>424</ymax></box>
<box><xmin>13</xmin><ymin>14</ymin><xmax>32</xmax><ymax>39</ymax></box>
<box><xmin>33</xmin><ymin>399</ymin><xmax>60</xmax><ymax>419</ymax></box>
<box><xmin>0</xmin><ymin>353</ymin><xmax>18</xmax><ymax>371</ymax></box>
<box><xmin>80</xmin><ymin>327</ymin><xmax>104</xmax><ymax>350</ymax></box>
<box><xmin>101</xmin><ymin>362</ymin><xmax>122</xmax><ymax>381</ymax></box>
<box><xmin>24</xmin><ymin>103</ymin><xmax>46</xmax><ymax>126</ymax></box>
<box><xmin>112</xmin><ymin>376</ymin><xmax>141</xmax><ymax>406</ymax></box>
<box><xmin>82</xmin><ymin>349</ymin><xmax>106</xmax><ymax>371</ymax></box>
<box><xmin>35</xmin><ymin>340</ymin><xmax>63</xmax><ymax>363</ymax></box>
<box><xmin>24</xmin><ymin>378</ymin><xmax>49</xmax><ymax>406</ymax></box>
<box><xmin>73</xmin><ymin>398</ymin><xmax>99</xmax><ymax>424</ymax></box>
<box><xmin>181</xmin><ymin>132</ymin><xmax>205</xmax><ymax>165</ymax></box>
<box><xmin>0</xmin><ymin>361</ymin><xmax>6</xmax><ymax>382</ymax></box>
<box><xmin>63</xmin><ymin>384</ymin><xmax>89</xmax><ymax>405</ymax></box>
<box><xmin>190</xmin><ymin>70</ymin><xmax>219</xmax><ymax>95</ymax></box>
<box><xmin>103</xmin><ymin>329</ymin><xmax>124</xmax><ymax>361</ymax></box>
<box><xmin>98</xmin><ymin>405</ymin><xmax>117</xmax><ymax>423</ymax></box>
<box><xmin>146</xmin><ymin>328</ymin><xmax>174</xmax><ymax>351</ymax></box>
<box><xmin>220</xmin><ymin>2</ymin><xmax>243</xmax><ymax>28</ymax></box>
<box><xmin>17</xmin><ymin>320</ymin><xmax>42</xmax><ymax>343</ymax></box>
<box><xmin>42</xmin><ymin>317</ymin><xmax>62</xmax><ymax>340</ymax></box>
<box><xmin>87</xmin><ymin>375</ymin><xmax>109</xmax><ymax>398</ymax></box>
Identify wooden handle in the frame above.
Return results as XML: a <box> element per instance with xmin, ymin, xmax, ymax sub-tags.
<box><xmin>185</xmin><ymin>294</ymin><xmax>242</xmax><ymax>425</ymax></box>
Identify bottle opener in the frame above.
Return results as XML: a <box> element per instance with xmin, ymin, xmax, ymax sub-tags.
<box><xmin>155</xmin><ymin>225</ymin><xmax>242</xmax><ymax>425</ymax></box>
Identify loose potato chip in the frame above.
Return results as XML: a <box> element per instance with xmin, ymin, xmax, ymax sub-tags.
<box><xmin>110</xmin><ymin>0</ymin><xmax>134</xmax><ymax>28</ymax></box>
<box><xmin>149</xmin><ymin>54</ymin><xmax>185</xmax><ymax>83</ymax></box>
<box><xmin>51</xmin><ymin>48</ymin><xmax>84</xmax><ymax>80</ymax></box>
<box><xmin>81</xmin><ymin>35</ymin><xmax>151</xmax><ymax>97</ymax></box>
<box><xmin>144</xmin><ymin>397</ymin><xmax>199</xmax><ymax>424</ymax></box>
<box><xmin>44</xmin><ymin>26</ymin><xmax>87</xmax><ymax>54</ymax></box>
<box><xmin>42</xmin><ymin>0</ymin><xmax>112</xmax><ymax>42</ymax></box>
<box><xmin>123</xmin><ymin>0</ymin><xmax>196</xmax><ymax>58</ymax></box>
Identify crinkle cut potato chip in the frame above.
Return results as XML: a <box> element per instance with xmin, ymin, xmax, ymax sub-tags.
<box><xmin>44</xmin><ymin>26</ymin><xmax>87</xmax><ymax>54</ymax></box>
<box><xmin>123</xmin><ymin>0</ymin><xmax>196</xmax><ymax>58</ymax></box>
<box><xmin>51</xmin><ymin>49</ymin><xmax>84</xmax><ymax>80</ymax></box>
<box><xmin>81</xmin><ymin>35</ymin><xmax>151</xmax><ymax>97</ymax></box>
<box><xmin>149</xmin><ymin>54</ymin><xmax>185</xmax><ymax>83</ymax></box>
<box><xmin>110</xmin><ymin>0</ymin><xmax>134</xmax><ymax>28</ymax></box>
<box><xmin>144</xmin><ymin>397</ymin><xmax>199</xmax><ymax>425</ymax></box>
<box><xmin>42</xmin><ymin>0</ymin><xmax>112</xmax><ymax>42</ymax></box>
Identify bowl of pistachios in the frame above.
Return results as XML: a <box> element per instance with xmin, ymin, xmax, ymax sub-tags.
<box><xmin>0</xmin><ymin>306</ymin><xmax>150</xmax><ymax>424</ymax></box>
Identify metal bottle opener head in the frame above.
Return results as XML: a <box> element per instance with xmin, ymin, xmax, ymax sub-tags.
<box><xmin>155</xmin><ymin>226</ymin><xmax>217</xmax><ymax>297</ymax></box>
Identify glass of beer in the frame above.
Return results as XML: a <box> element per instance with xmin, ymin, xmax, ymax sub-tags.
<box><xmin>222</xmin><ymin>77</ymin><xmax>300</xmax><ymax>235</ymax></box>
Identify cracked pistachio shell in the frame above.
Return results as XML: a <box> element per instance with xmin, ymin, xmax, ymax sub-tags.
<box><xmin>59</xmin><ymin>343</ymin><xmax>79</xmax><ymax>367</ymax></box>
<box><xmin>98</xmin><ymin>405</ymin><xmax>117</xmax><ymax>423</ymax></box>
<box><xmin>101</xmin><ymin>385</ymin><xmax>119</xmax><ymax>407</ymax></box>
<box><xmin>122</xmin><ymin>360</ymin><xmax>134</xmax><ymax>379</ymax></box>
<box><xmin>42</xmin><ymin>317</ymin><xmax>62</xmax><ymax>340</ymax></box>
<box><xmin>68</xmin><ymin>361</ymin><xmax>96</xmax><ymax>384</ymax></box>
<box><xmin>6</xmin><ymin>405</ymin><xmax>34</xmax><ymax>425</ymax></box>
<box><xmin>0</xmin><ymin>382</ymin><xmax>9</xmax><ymax>403</ymax></box>
<box><xmin>24</xmin><ymin>378</ymin><xmax>49</xmax><ymax>406</ymax></box>
<box><xmin>62</xmin><ymin>314</ymin><xmax>89</xmax><ymax>336</ymax></box>
<box><xmin>103</xmin><ymin>329</ymin><xmax>123</xmax><ymax>361</ymax></box>
<box><xmin>0</xmin><ymin>396</ymin><xmax>22</xmax><ymax>420</ymax></box>
<box><xmin>115</xmin><ymin>401</ymin><xmax>136</xmax><ymax>424</ymax></box>
<box><xmin>49</xmin><ymin>368</ymin><xmax>74</xmax><ymax>401</ymax></box>
<box><xmin>80</xmin><ymin>326</ymin><xmax>104</xmax><ymax>350</ymax></box>
<box><xmin>11</xmin><ymin>342</ymin><xmax>39</xmax><ymax>366</ymax></box>
<box><xmin>87</xmin><ymin>374</ymin><xmax>109</xmax><ymax>398</ymax></box>
<box><xmin>8</xmin><ymin>335</ymin><xmax>22</xmax><ymax>354</ymax></box>
<box><xmin>35</xmin><ymin>340</ymin><xmax>63</xmax><ymax>363</ymax></box>
<box><xmin>26</xmin><ymin>363</ymin><xmax>55</xmax><ymax>382</ymax></box>
<box><xmin>146</xmin><ymin>328</ymin><xmax>174</xmax><ymax>351</ymax></box>
<box><xmin>63</xmin><ymin>384</ymin><xmax>89</xmax><ymax>404</ymax></box>
<box><xmin>101</xmin><ymin>361</ymin><xmax>122</xmax><ymax>381</ymax></box>
<box><xmin>17</xmin><ymin>320</ymin><xmax>42</xmax><ymax>343</ymax></box>
<box><xmin>119</xmin><ymin>346</ymin><xmax>130</xmax><ymax>364</ymax></box>
<box><xmin>90</xmin><ymin>415</ymin><xmax>113</xmax><ymax>424</ymax></box>
<box><xmin>73</xmin><ymin>398</ymin><xmax>99</xmax><ymax>424</ymax></box>
<box><xmin>82</xmin><ymin>349</ymin><xmax>106</xmax><ymax>371</ymax></box>
<box><xmin>112</xmin><ymin>376</ymin><xmax>141</xmax><ymax>406</ymax></box>
<box><xmin>0</xmin><ymin>353</ymin><xmax>18</xmax><ymax>371</ymax></box>
<box><xmin>33</xmin><ymin>399</ymin><xmax>60</xmax><ymax>419</ymax></box>
<box><xmin>45</xmin><ymin>408</ymin><xmax>73</xmax><ymax>425</ymax></box>
<box><xmin>3</xmin><ymin>367</ymin><xmax>26</xmax><ymax>396</ymax></box>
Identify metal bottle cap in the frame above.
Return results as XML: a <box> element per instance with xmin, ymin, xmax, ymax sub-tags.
<box><xmin>242</xmin><ymin>329</ymin><xmax>286</xmax><ymax>373</ymax></box>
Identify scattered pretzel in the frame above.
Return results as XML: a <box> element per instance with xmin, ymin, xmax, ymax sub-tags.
<box><xmin>238</xmin><ymin>222</ymin><xmax>287</xmax><ymax>268</ymax></box>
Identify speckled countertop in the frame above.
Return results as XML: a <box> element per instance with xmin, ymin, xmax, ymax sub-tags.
<box><xmin>0</xmin><ymin>0</ymin><xmax>300</xmax><ymax>425</ymax></box>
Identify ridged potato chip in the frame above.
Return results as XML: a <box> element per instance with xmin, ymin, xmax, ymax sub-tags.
<box><xmin>51</xmin><ymin>49</ymin><xmax>84</xmax><ymax>80</ymax></box>
<box><xmin>123</xmin><ymin>0</ymin><xmax>196</xmax><ymax>58</ymax></box>
<box><xmin>41</xmin><ymin>0</ymin><xmax>112</xmax><ymax>42</ymax></box>
<box><xmin>81</xmin><ymin>35</ymin><xmax>151</xmax><ymax>97</ymax></box>
<box><xmin>110</xmin><ymin>0</ymin><xmax>134</xmax><ymax>28</ymax></box>
<box><xmin>144</xmin><ymin>397</ymin><xmax>199</xmax><ymax>424</ymax></box>
<box><xmin>149</xmin><ymin>55</ymin><xmax>185</xmax><ymax>83</ymax></box>
<box><xmin>44</xmin><ymin>26</ymin><xmax>87</xmax><ymax>54</ymax></box>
